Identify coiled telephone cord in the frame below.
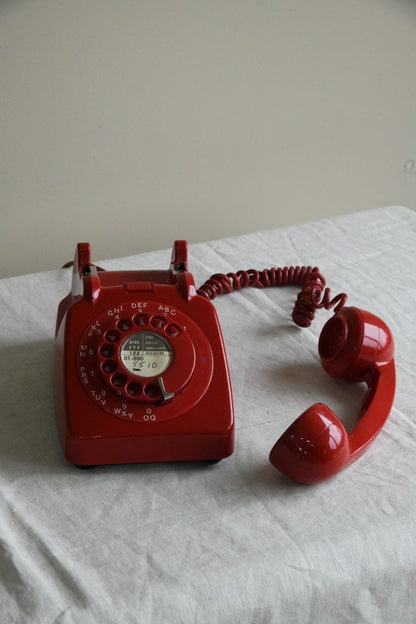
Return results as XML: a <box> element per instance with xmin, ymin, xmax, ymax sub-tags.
<box><xmin>197</xmin><ymin>266</ymin><xmax>347</xmax><ymax>327</ymax></box>
<box><xmin>63</xmin><ymin>255</ymin><xmax>347</xmax><ymax>328</ymax></box>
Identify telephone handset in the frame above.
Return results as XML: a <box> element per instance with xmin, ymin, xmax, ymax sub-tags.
<box><xmin>55</xmin><ymin>240</ymin><xmax>395</xmax><ymax>483</ymax></box>
<box><xmin>55</xmin><ymin>240</ymin><xmax>234</xmax><ymax>466</ymax></box>
<box><xmin>197</xmin><ymin>267</ymin><xmax>396</xmax><ymax>484</ymax></box>
<box><xmin>268</xmin><ymin>306</ymin><xmax>395</xmax><ymax>484</ymax></box>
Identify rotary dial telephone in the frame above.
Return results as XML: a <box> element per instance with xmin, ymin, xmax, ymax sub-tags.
<box><xmin>55</xmin><ymin>240</ymin><xmax>395</xmax><ymax>483</ymax></box>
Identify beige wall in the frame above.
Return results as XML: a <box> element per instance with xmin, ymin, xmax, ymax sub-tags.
<box><xmin>1</xmin><ymin>0</ymin><xmax>415</xmax><ymax>278</ymax></box>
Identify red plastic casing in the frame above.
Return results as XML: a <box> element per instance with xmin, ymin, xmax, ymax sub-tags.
<box><xmin>54</xmin><ymin>241</ymin><xmax>234</xmax><ymax>466</ymax></box>
<box><xmin>269</xmin><ymin>307</ymin><xmax>395</xmax><ymax>484</ymax></box>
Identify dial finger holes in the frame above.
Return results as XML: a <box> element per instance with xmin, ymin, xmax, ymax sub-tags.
<box><xmin>144</xmin><ymin>382</ymin><xmax>160</xmax><ymax>399</ymax></box>
<box><xmin>127</xmin><ymin>382</ymin><xmax>142</xmax><ymax>397</ymax></box>
<box><xmin>117</xmin><ymin>318</ymin><xmax>133</xmax><ymax>332</ymax></box>
<box><xmin>151</xmin><ymin>316</ymin><xmax>167</xmax><ymax>329</ymax></box>
<box><xmin>111</xmin><ymin>373</ymin><xmax>127</xmax><ymax>388</ymax></box>
<box><xmin>99</xmin><ymin>344</ymin><xmax>115</xmax><ymax>358</ymax></box>
<box><xmin>105</xmin><ymin>329</ymin><xmax>121</xmax><ymax>343</ymax></box>
<box><xmin>133</xmin><ymin>314</ymin><xmax>148</xmax><ymax>327</ymax></box>
<box><xmin>102</xmin><ymin>359</ymin><xmax>117</xmax><ymax>374</ymax></box>
<box><xmin>166</xmin><ymin>323</ymin><xmax>181</xmax><ymax>337</ymax></box>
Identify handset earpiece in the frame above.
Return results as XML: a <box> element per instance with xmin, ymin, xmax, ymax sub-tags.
<box><xmin>269</xmin><ymin>307</ymin><xmax>395</xmax><ymax>484</ymax></box>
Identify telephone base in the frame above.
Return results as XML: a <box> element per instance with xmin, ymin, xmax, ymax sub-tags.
<box><xmin>63</xmin><ymin>430</ymin><xmax>234</xmax><ymax>467</ymax></box>
<box><xmin>55</xmin><ymin>240</ymin><xmax>234</xmax><ymax>468</ymax></box>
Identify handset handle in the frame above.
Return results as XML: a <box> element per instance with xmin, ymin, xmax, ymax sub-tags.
<box><xmin>349</xmin><ymin>359</ymin><xmax>396</xmax><ymax>461</ymax></box>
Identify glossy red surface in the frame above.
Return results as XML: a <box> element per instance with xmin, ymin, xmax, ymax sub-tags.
<box><xmin>55</xmin><ymin>245</ymin><xmax>394</xmax><ymax>482</ymax></box>
<box><xmin>269</xmin><ymin>307</ymin><xmax>395</xmax><ymax>484</ymax></box>
<box><xmin>269</xmin><ymin>403</ymin><xmax>350</xmax><ymax>484</ymax></box>
<box><xmin>55</xmin><ymin>241</ymin><xmax>234</xmax><ymax>466</ymax></box>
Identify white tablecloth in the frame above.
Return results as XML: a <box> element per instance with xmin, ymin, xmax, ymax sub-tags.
<box><xmin>1</xmin><ymin>206</ymin><xmax>415</xmax><ymax>623</ymax></box>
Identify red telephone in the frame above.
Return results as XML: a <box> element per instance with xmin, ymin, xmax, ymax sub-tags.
<box><xmin>268</xmin><ymin>306</ymin><xmax>395</xmax><ymax>484</ymax></box>
<box><xmin>54</xmin><ymin>241</ymin><xmax>234</xmax><ymax>466</ymax></box>
<box><xmin>197</xmin><ymin>267</ymin><xmax>396</xmax><ymax>484</ymax></box>
<box><xmin>55</xmin><ymin>240</ymin><xmax>395</xmax><ymax>483</ymax></box>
